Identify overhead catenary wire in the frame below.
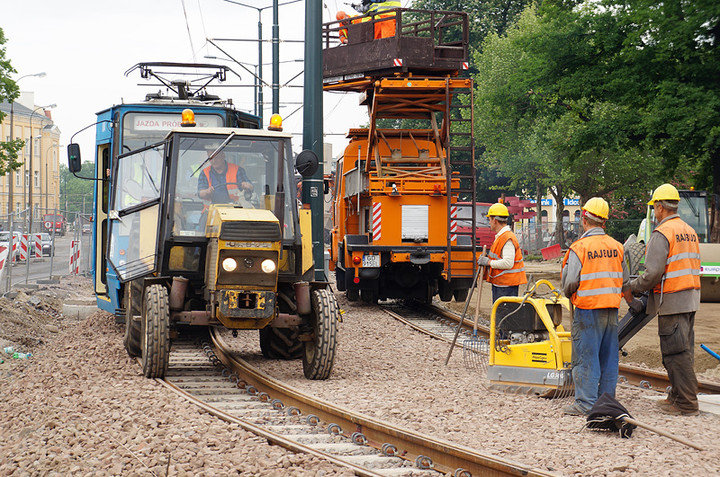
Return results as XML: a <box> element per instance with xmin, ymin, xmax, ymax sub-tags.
<box><xmin>180</xmin><ymin>0</ymin><xmax>198</xmax><ymax>63</ymax></box>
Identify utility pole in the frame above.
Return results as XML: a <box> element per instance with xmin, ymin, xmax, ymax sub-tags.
<box><xmin>257</xmin><ymin>11</ymin><xmax>264</xmax><ymax>126</ymax></box>
<box><xmin>302</xmin><ymin>0</ymin><xmax>325</xmax><ymax>280</ymax></box>
<box><xmin>272</xmin><ymin>0</ymin><xmax>280</xmax><ymax>114</ymax></box>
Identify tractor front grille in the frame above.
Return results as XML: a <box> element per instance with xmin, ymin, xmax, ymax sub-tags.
<box><xmin>220</xmin><ymin>221</ymin><xmax>281</xmax><ymax>241</ymax></box>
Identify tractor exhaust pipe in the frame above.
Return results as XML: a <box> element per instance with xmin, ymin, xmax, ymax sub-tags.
<box><xmin>170</xmin><ymin>276</ymin><xmax>189</xmax><ymax>311</ymax></box>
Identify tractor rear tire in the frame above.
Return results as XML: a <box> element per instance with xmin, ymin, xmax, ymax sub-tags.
<box><xmin>625</xmin><ymin>241</ymin><xmax>646</xmax><ymax>276</ymax></box>
<box><xmin>453</xmin><ymin>288</ymin><xmax>469</xmax><ymax>303</ymax></box>
<box><xmin>123</xmin><ymin>283</ymin><xmax>142</xmax><ymax>358</ymax></box>
<box><xmin>141</xmin><ymin>284</ymin><xmax>171</xmax><ymax>378</ymax></box>
<box><xmin>302</xmin><ymin>289</ymin><xmax>338</xmax><ymax>380</ymax></box>
<box><xmin>259</xmin><ymin>327</ymin><xmax>303</xmax><ymax>359</ymax></box>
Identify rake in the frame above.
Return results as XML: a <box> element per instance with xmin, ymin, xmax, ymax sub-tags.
<box><xmin>463</xmin><ymin>247</ymin><xmax>489</xmax><ymax>371</ymax></box>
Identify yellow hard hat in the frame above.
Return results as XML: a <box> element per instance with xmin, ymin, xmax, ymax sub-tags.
<box><xmin>581</xmin><ymin>197</ymin><xmax>609</xmax><ymax>220</ymax></box>
<box><xmin>648</xmin><ymin>183</ymin><xmax>680</xmax><ymax>205</ymax></box>
<box><xmin>486</xmin><ymin>202</ymin><xmax>509</xmax><ymax>217</ymax></box>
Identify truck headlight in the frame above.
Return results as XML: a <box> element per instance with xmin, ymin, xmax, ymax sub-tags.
<box><xmin>261</xmin><ymin>259</ymin><xmax>276</xmax><ymax>273</ymax></box>
<box><xmin>222</xmin><ymin>257</ymin><xmax>238</xmax><ymax>272</ymax></box>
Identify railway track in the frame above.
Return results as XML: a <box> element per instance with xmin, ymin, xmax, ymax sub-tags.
<box><xmin>158</xmin><ymin>332</ymin><xmax>555</xmax><ymax>477</ymax></box>
<box><xmin>381</xmin><ymin>302</ymin><xmax>720</xmax><ymax>395</ymax></box>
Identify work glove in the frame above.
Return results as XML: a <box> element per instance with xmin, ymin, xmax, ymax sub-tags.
<box><xmin>628</xmin><ymin>298</ymin><xmax>645</xmax><ymax>314</ymax></box>
<box><xmin>477</xmin><ymin>256</ymin><xmax>491</xmax><ymax>267</ymax></box>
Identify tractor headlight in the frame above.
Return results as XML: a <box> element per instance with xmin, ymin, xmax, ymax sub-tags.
<box><xmin>261</xmin><ymin>259</ymin><xmax>276</xmax><ymax>273</ymax></box>
<box><xmin>222</xmin><ymin>257</ymin><xmax>238</xmax><ymax>272</ymax></box>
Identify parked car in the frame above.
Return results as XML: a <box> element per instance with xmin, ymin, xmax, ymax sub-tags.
<box><xmin>40</xmin><ymin>233</ymin><xmax>54</xmax><ymax>257</ymax></box>
<box><xmin>0</xmin><ymin>231</ymin><xmax>22</xmax><ymax>261</ymax></box>
<box><xmin>82</xmin><ymin>223</ymin><xmax>92</xmax><ymax>235</ymax></box>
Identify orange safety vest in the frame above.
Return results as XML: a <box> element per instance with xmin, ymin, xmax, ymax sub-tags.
<box><xmin>487</xmin><ymin>230</ymin><xmax>527</xmax><ymax>286</ymax></box>
<box><xmin>563</xmin><ymin>233</ymin><xmax>624</xmax><ymax>309</ymax></box>
<box><xmin>653</xmin><ymin>216</ymin><xmax>701</xmax><ymax>294</ymax></box>
<box><xmin>203</xmin><ymin>163</ymin><xmax>240</xmax><ymax>202</ymax></box>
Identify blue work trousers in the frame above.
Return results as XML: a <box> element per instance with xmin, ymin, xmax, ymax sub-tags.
<box><xmin>491</xmin><ymin>285</ymin><xmax>519</xmax><ymax>304</ymax></box>
<box><xmin>571</xmin><ymin>307</ymin><xmax>619</xmax><ymax>413</ymax></box>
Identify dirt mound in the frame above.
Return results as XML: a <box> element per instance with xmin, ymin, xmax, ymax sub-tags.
<box><xmin>0</xmin><ymin>277</ymin><xmax>93</xmax><ymax>355</ymax></box>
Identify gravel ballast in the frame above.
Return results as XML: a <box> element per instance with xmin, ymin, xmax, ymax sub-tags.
<box><xmin>221</xmin><ymin>291</ymin><xmax>720</xmax><ymax>476</ymax></box>
<box><xmin>0</xmin><ymin>283</ymin><xmax>352</xmax><ymax>476</ymax></box>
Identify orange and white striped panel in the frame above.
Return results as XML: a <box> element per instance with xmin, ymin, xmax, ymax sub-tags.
<box><xmin>450</xmin><ymin>206</ymin><xmax>458</xmax><ymax>242</ymax></box>
<box><xmin>372</xmin><ymin>202</ymin><xmax>382</xmax><ymax>242</ymax></box>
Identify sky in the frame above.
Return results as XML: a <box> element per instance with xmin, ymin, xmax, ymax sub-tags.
<box><xmin>2</xmin><ymin>0</ymin><xmax>410</xmax><ymax>164</ymax></box>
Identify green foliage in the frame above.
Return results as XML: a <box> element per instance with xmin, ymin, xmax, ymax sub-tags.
<box><xmin>0</xmin><ymin>27</ymin><xmax>22</xmax><ymax>176</ymax></box>
<box><xmin>59</xmin><ymin>162</ymin><xmax>95</xmax><ymax>216</ymax></box>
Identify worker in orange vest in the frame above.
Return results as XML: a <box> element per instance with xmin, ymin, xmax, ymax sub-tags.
<box><xmin>625</xmin><ymin>184</ymin><xmax>701</xmax><ymax>416</ymax></box>
<box><xmin>366</xmin><ymin>0</ymin><xmax>401</xmax><ymax>39</ymax></box>
<box><xmin>561</xmin><ymin>197</ymin><xmax>629</xmax><ymax>416</ymax></box>
<box><xmin>477</xmin><ymin>203</ymin><xmax>527</xmax><ymax>303</ymax></box>
<box><xmin>336</xmin><ymin>11</ymin><xmax>350</xmax><ymax>44</ymax></box>
<box><xmin>197</xmin><ymin>150</ymin><xmax>252</xmax><ymax>204</ymax></box>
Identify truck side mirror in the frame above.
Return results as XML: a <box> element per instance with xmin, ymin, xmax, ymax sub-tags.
<box><xmin>68</xmin><ymin>143</ymin><xmax>82</xmax><ymax>173</ymax></box>
<box><xmin>295</xmin><ymin>150</ymin><xmax>319</xmax><ymax>178</ymax></box>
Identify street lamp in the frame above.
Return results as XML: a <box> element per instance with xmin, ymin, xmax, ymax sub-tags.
<box><xmin>45</xmin><ymin>143</ymin><xmax>60</xmax><ymax>211</ymax></box>
<box><xmin>8</xmin><ymin>71</ymin><xmax>46</xmax><ymax>216</ymax></box>
<box><xmin>28</xmin><ymin>104</ymin><xmax>56</xmax><ymax>228</ymax></box>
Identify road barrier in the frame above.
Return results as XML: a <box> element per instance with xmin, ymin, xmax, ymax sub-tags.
<box><xmin>17</xmin><ymin>234</ymin><xmax>42</xmax><ymax>261</ymax></box>
<box><xmin>69</xmin><ymin>240</ymin><xmax>81</xmax><ymax>274</ymax></box>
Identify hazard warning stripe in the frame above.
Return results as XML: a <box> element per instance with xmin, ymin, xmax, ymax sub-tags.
<box><xmin>372</xmin><ymin>202</ymin><xmax>382</xmax><ymax>242</ymax></box>
<box><xmin>462</xmin><ymin>61</ymin><xmax>469</xmax><ymax>70</ymax></box>
<box><xmin>450</xmin><ymin>206</ymin><xmax>458</xmax><ymax>242</ymax></box>
<box><xmin>393</xmin><ymin>58</ymin><xmax>403</xmax><ymax>67</ymax></box>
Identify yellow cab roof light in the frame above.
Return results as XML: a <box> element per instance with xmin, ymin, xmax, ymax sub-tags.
<box><xmin>181</xmin><ymin>109</ymin><xmax>196</xmax><ymax>127</ymax></box>
<box><xmin>268</xmin><ymin>114</ymin><xmax>283</xmax><ymax>131</ymax></box>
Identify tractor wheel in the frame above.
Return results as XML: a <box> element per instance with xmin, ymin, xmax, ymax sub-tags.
<box><xmin>361</xmin><ymin>288</ymin><xmax>378</xmax><ymax>305</ymax></box>
<box><xmin>303</xmin><ymin>289</ymin><xmax>338</xmax><ymax>380</ymax></box>
<box><xmin>141</xmin><ymin>284</ymin><xmax>171</xmax><ymax>378</ymax></box>
<box><xmin>123</xmin><ymin>282</ymin><xmax>142</xmax><ymax>357</ymax></box>
<box><xmin>346</xmin><ymin>288</ymin><xmax>359</xmax><ymax>302</ymax></box>
<box><xmin>259</xmin><ymin>327</ymin><xmax>303</xmax><ymax>359</ymax></box>
<box><xmin>453</xmin><ymin>288</ymin><xmax>469</xmax><ymax>303</ymax></box>
<box><xmin>625</xmin><ymin>241</ymin><xmax>646</xmax><ymax>276</ymax></box>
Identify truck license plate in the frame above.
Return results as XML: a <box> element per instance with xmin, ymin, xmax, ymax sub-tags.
<box><xmin>362</xmin><ymin>255</ymin><xmax>380</xmax><ymax>267</ymax></box>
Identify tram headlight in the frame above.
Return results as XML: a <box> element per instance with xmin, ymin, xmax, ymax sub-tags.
<box><xmin>261</xmin><ymin>259</ymin><xmax>276</xmax><ymax>274</ymax></box>
<box><xmin>222</xmin><ymin>257</ymin><xmax>238</xmax><ymax>272</ymax></box>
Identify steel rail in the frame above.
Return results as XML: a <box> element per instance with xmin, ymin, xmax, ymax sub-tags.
<box><xmin>424</xmin><ymin>303</ymin><xmax>720</xmax><ymax>395</ymax></box>
<box><xmin>156</xmin><ymin>378</ymin><xmax>380</xmax><ymax>477</ymax></box>
<box><xmin>210</xmin><ymin>329</ymin><xmax>556</xmax><ymax>477</ymax></box>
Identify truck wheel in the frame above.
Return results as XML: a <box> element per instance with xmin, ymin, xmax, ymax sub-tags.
<box><xmin>335</xmin><ymin>267</ymin><xmax>346</xmax><ymax>291</ymax></box>
<box><xmin>361</xmin><ymin>288</ymin><xmax>378</xmax><ymax>304</ymax></box>
<box><xmin>625</xmin><ymin>241</ymin><xmax>646</xmax><ymax>276</ymax></box>
<box><xmin>141</xmin><ymin>284</ymin><xmax>170</xmax><ymax>378</ymax></box>
<box><xmin>303</xmin><ymin>289</ymin><xmax>338</xmax><ymax>380</ymax></box>
<box><xmin>259</xmin><ymin>327</ymin><xmax>303</xmax><ymax>359</ymax></box>
<box><xmin>123</xmin><ymin>283</ymin><xmax>142</xmax><ymax>357</ymax></box>
<box><xmin>346</xmin><ymin>288</ymin><xmax>359</xmax><ymax>301</ymax></box>
<box><xmin>453</xmin><ymin>288</ymin><xmax>469</xmax><ymax>303</ymax></box>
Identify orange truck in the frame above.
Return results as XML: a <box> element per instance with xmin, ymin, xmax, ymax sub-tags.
<box><xmin>323</xmin><ymin>9</ymin><xmax>478</xmax><ymax>303</ymax></box>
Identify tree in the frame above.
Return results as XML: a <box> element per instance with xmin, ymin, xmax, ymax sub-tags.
<box><xmin>0</xmin><ymin>27</ymin><xmax>23</xmax><ymax>175</ymax></box>
<box><xmin>59</xmin><ymin>162</ymin><xmax>95</xmax><ymax>218</ymax></box>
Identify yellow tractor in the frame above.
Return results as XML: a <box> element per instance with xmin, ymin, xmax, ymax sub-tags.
<box><xmin>71</xmin><ymin>111</ymin><xmax>338</xmax><ymax>379</ymax></box>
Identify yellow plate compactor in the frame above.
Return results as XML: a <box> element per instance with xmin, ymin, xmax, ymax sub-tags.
<box><xmin>487</xmin><ymin>280</ymin><xmax>574</xmax><ymax>397</ymax></box>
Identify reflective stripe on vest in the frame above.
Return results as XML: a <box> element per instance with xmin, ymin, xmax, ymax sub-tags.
<box><xmin>203</xmin><ymin>163</ymin><xmax>240</xmax><ymax>202</ymax></box>
<box><xmin>368</xmin><ymin>0</ymin><xmax>401</xmax><ymax>14</ymax></box>
<box><xmin>563</xmin><ymin>233</ymin><xmax>624</xmax><ymax>309</ymax></box>
<box><xmin>653</xmin><ymin>217</ymin><xmax>701</xmax><ymax>294</ymax></box>
<box><xmin>487</xmin><ymin>230</ymin><xmax>527</xmax><ymax>286</ymax></box>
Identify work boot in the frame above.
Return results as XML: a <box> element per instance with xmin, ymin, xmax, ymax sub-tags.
<box><xmin>562</xmin><ymin>403</ymin><xmax>586</xmax><ymax>416</ymax></box>
<box><xmin>656</xmin><ymin>399</ymin><xmax>699</xmax><ymax>416</ymax></box>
